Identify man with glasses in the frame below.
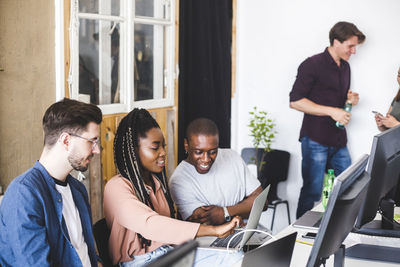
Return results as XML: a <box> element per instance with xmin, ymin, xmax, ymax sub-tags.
<box><xmin>0</xmin><ymin>98</ymin><xmax>103</xmax><ymax>267</ymax></box>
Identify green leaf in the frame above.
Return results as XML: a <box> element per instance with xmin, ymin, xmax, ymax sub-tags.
<box><xmin>248</xmin><ymin>106</ymin><xmax>276</xmax><ymax>157</ymax></box>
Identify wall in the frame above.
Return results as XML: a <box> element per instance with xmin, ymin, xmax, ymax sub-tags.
<box><xmin>0</xmin><ymin>0</ymin><xmax>55</xmax><ymax>190</ymax></box>
<box><xmin>232</xmin><ymin>0</ymin><xmax>400</xmax><ymax>229</ymax></box>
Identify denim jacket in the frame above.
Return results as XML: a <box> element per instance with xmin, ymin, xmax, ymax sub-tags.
<box><xmin>0</xmin><ymin>161</ymin><xmax>98</xmax><ymax>267</ymax></box>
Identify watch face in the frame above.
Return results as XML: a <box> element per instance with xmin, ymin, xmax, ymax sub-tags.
<box><xmin>223</xmin><ymin>207</ymin><xmax>231</xmax><ymax>222</ymax></box>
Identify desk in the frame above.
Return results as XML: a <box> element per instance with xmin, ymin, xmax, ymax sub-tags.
<box><xmin>232</xmin><ymin>204</ymin><xmax>400</xmax><ymax>267</ymax></box>
<box><xmin>280</xmin><ymin>225</ymin><xmax>400</xmax><ymax>267</ymax></box>
<box><xmin>279</xmin><ymin>203</ymin><xmax>400</xmax><ymax>267</ymax></box>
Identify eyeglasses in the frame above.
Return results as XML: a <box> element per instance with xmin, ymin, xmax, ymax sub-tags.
<box><xmin>69</xmin><ymin>133</ymin><xmax>100</xmax><ymax>151</ymax></box>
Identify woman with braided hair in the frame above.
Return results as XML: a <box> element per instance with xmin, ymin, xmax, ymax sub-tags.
<box><xmin>104</xmin><ymin>108</ymin><xmax>241</xmax><ymax>267</ymax></box>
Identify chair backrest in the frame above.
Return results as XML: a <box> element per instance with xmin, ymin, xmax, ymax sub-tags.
<box><xmin>259</xmin><ymin>149</ymin><xmax>290</xmax><ymax>202</ymax></box>
<box><xmin>240</xmin><ymin>147</ymin><xmax>264</xmax><ymax>175</ymax></box>
<box><xmin>93</xmin><ymin>218</ymin><xmax>113</xmax><ymax>267</ymax></box>
<box><xmin>241</xmin><ymin>147</ymin><xmax>258</xmax><ymax>165</ymax></box>
<box><xmin>241</xmin><ymin>147</ymin><xmax>290</xmax><ymax>201</ymax></box>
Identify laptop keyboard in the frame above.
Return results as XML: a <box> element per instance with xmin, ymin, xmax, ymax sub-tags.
<box><xmin>210</xmin><ymin>230</ymin><xmax>243</xmax><ymax>248</ymax></box>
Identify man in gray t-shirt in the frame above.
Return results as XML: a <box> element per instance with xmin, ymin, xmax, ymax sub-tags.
<box><xmin>169</xmin><ymin>118</ymin><xmax>264</xmax><ymax>225</ymax></box>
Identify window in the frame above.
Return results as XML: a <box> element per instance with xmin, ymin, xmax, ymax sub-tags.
<box><xmin>69</xmin><ymin>0</ymin><xmax>176</xmax><ymax>114</ymax></box>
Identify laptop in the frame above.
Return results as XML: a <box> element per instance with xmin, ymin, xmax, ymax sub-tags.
<box><xmin>197</xmin><ymin>185</ymin><xmax>271</xmax><ymax>251</ymax></box>
<box><xmin>241</xmin><ymin>232</ymin><xmax>297</xmax><ymax>267</ymax></box>
<box><xmin>292</xmin><ymin>210</ymin><xmax>323</xmax><ymax>232</ymax></box>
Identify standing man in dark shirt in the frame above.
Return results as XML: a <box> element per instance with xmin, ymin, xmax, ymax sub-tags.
<box><xmin>289</xmin><ymin>21</ymin><xmax>365</xmax><ymax>218</ymax></box>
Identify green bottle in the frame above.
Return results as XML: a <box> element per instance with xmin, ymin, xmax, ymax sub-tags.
<box><xmin>322</xmin><ymin>169</ymin><xmax>335</xmax><ymax>210</ymax></box>
<box><xmin>336</xmin><ymin>101</ymin><xmax>352</xmax><ymax>129</ymax></box>
<box><xmin>328</xmin><ymin>169</ymin><xmax>335</xmax><ymax>190</ymax></box>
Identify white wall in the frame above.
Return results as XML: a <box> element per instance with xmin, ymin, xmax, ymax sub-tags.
<box><xmin>232</xmin><ymin>0</ymin><xmax>400</xmax><ymax>228</ymax></box>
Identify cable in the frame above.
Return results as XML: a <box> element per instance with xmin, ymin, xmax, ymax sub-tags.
<box><xmin>226</xmin><ymin>229</ymin><xmax>276</xmax><ymax>252</ymax></box>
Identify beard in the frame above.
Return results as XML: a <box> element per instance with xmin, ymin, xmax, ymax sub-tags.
<box><xmin>68</xmin><ymin>152</ymin><xmax>92</xmax><ymax>172</ymax></box>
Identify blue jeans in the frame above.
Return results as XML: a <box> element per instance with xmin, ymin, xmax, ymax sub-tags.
<box><xmin>119</xmin><ymin>245</ymin><xmax>243</xmax><ymax>267</ymax></box>
<box><xmin>194</xmin><ymin>248</ymin><xmax>244</xmax><ymax>267</ymax></box>
<box><xmin>119</xmin><ymin>245</ymin><xmax>173</xmax><ymax>267</ymax></box>
<box><xmin>296</xmin><ymin>136</ymin><xmax>351</xmax><ymax>219</ymax></box>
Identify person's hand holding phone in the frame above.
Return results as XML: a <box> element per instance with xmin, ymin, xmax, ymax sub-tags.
<box><xmin>372</xmin><ymin>110</ymin><xmax>383</xmax><ymax>116</ymax></box>
<box><xmin>381</xmin><ymin>114</ymin><xmax>400</xmax><ymax>129</ymax></box>
<box><xmin>373</xmin><ymin>111</ymin><xmax>385</xmax><ymax>128</ymax></box>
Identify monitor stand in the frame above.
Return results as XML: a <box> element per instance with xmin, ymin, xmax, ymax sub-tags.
<box><xmin>334</xmin><ymin>244</ymin><xmax>345</xmax><ymax>267</ymax></box>
<box><xmin>355</xmin><ymin>198</ymin><xmax>400</xmax><ymax>238</ymax></box>
<box><xmin>346</xmin><ymin>244</ymin><xmax>400</xmax><ymax>263</ymax></box>
<box><xmin>317</xmin><ymin>245</ymin><xmax>345</xmax><ymax>267</ymax></box>
<box><xmin>347</xmin><ymin>199</ymin><xmax>400</xmax><ymax>263</ymax></box>
<box><xmin>353</xmin><ymin>219</ymin><xmax>400</xmax><ymax>237</ymax></box>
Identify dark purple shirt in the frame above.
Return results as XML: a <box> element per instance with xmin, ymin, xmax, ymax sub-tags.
<box><xmin>289</xmin><ymin>48</ymin><xmax>350</xmax><ymax>147</ymax></box>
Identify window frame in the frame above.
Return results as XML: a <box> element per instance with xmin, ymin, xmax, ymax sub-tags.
<box><xmin>62</xmin><ymin>0</ymin><xmax>176</xmax><ymax>114</ymax></box>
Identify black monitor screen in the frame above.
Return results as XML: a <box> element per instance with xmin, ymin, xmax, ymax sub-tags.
<box><xmin>355</xmin><ymin>124</ymin><xmax>400</xmax><ymax>229</ymax></box>
<box><xmin>306</xmin><ymin>154</ymin><xmax>370</xmax><ymax>267</ymax></box>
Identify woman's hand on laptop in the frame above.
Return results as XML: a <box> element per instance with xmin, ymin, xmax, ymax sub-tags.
<box><xmin>196</xmin><ymin>216</ymin><xmax>242</xmax><ymax>237</ymax></box>
<box><xmin>214</xmin><ymin>216</ymin><xmax>242</xmax><ymax>238</ymax></box>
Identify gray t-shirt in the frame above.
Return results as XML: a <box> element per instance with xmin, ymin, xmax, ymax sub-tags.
<box><xmin>390</xmin><ymin>99</ymin><xmax>400</xmax><ymax>121</ymax></box>
<box><xmin>169</xmin><ymin>148</ymin><xmax>261</xmax><ymax>220</ymax></box>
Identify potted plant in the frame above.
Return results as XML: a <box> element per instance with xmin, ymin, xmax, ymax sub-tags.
<box><xmin>248</xmin><ymin>107</ymin><xmax>290</xmax><ymax>226</ymax></box>
<box><xmin>248</xmin><ymin>106</ymin><xmax>277</xmax><ymax>174</ymax></box>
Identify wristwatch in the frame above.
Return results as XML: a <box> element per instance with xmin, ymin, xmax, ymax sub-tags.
<box><xmin>223</xmin><ymin>206</ymin><xmax>231</xmax><ymax>222</ymax></box>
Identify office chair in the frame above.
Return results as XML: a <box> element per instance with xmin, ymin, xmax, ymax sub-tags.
<box><xmin>93</xmin><ymin>218</ymin><xmax>114</xmax><ymax>267</ymax></box>
<box><xmin>241</xmin><ymin>148</ymin><xmax>291</xmax><ymax>231</ymax></box>
<box><xmin>240</xmin><ymin>147</ymin><xmax>264</xmax><ymax>176</ymax></box>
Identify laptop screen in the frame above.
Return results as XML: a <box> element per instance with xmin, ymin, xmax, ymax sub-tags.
<box><xmin>241</xmin><ymin>232</ymin><xmax>297</xmax><ymax>267</ymax></box>
<box><xmin>239</xmin><ymin>185</ymin><xmax>270</xmax><ymax>248</ymax></box>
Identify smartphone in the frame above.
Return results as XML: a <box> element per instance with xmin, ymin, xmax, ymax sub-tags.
<box><xmin>302</xmin><ymin>232</ymin><xmax>317</xmax><ymax>239</ymax></box>
<box><xmin>372</xmin><ymin>111</ymin><xmax>383</xmax><ymax>117</ymax></box>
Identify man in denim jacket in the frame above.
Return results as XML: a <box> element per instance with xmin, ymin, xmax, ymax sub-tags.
<box><xmin>0</xmin><ymin>98</ymin><xmax>102</xmax><ymax>267</ymax></box>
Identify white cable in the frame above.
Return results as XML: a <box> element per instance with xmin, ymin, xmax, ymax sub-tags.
<box><xmin>226</xmin><ymin>229</ymin><xmax>276</xmax><ymax>252</ymax></box>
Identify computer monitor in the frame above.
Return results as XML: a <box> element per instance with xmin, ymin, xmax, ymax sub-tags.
<box><xmin>355</xmin><ymin>124</ymin><xmax>400</xmax><ymax>230</ymax></box>
<box><xmin>345</xmin><ymin>125</ymin><xmax>400</xmax><ymax>263</ymax></box>
<box><xmin>146</xmin><ymin>240</ymin><xmax>198</xmax><ymax>267</ymax></box>
<box><xmin>306</xmin><ymin>154</ymin><xmax>370</xmax><ymax>267</ymax></box>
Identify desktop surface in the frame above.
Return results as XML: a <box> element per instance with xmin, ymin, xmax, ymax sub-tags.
<box><xmin>231</xmin><ymin>226</ymin><xmax>400</xmax><ymax>267</ymax></box>
<box><xmin>290</xmin><ymin>229</ymin><xmax>400</xmax><ymax>267</ymax></box>
<box><xmin>286</xmin><ymin>204</ymin><xmax>400</xmax><ymax>267</ymax></box>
